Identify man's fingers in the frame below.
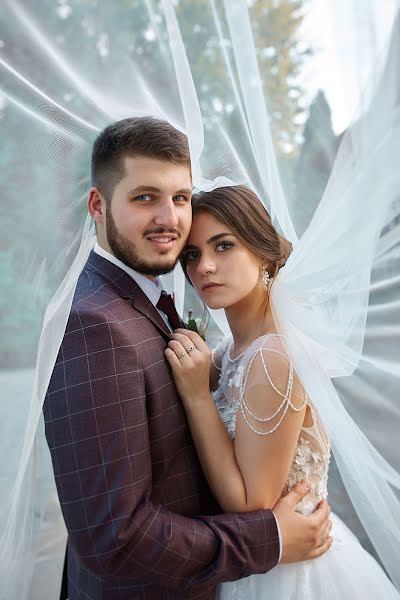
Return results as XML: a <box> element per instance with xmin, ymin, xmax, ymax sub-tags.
<box><xmin>311</xmin><ymin>498</ymin><xmax>330</xmax><ymax>526</ymax></box>
<box><xmin>321</xmin><ymin>520</ymin><xmax>333</xmax><ymax>542</ymax></box>
<box><xmin>308</xmin><ymin>536</ymin><xmax>333</xmax><ymax>560</ymax></box>
<box><xmin>283</xmin><ymin>481</ymin><xmax>311</xmax><ymax>507</ymax></box>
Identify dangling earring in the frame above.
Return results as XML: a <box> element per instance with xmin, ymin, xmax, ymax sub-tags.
<box><xmin>261</xmin><ymin>265</ymin><xmax>270</xmax><ymax>290</ymax></box>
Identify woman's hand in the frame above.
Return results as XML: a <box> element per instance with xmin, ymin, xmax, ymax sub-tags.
<box><xmin>165</xmin><ymin>329</ymin><xmax>212</xmax><ymax>404</ymax></box>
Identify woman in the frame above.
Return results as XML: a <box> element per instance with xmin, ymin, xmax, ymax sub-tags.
<box><xmin>165</xmin><ymin>185</ymin><xmax>399</xmax><ymax>599</ymax></box>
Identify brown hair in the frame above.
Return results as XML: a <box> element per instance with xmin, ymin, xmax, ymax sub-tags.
<box><xmin>181</xmin><ymin>185</ymin><xmax>292</xmax><ymax>279</ymax></box>
<box><xmin>91</xmin><ymin>116</ymin><xmax>191</xmax><ymax>202</ymax></box>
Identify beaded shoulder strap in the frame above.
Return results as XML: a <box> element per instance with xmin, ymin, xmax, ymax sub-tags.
<box><xmin>238</xmin><ymin>346</ymin><xmax>307</xmax><ymax>436</ymax></box>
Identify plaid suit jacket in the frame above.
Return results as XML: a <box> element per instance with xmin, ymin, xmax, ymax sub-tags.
<box><xmin>44</xmin><ymin>251</ymin><xmax>279</xmax><ymax>600</ymax></box>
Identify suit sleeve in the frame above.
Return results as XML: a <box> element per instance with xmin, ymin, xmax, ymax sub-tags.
<box><xmin>43</xmin><ymin>307</ymin><xmax>279</xmax><ymax>592</ymax></box>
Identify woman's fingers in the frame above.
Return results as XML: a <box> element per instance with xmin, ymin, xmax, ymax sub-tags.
<box><xmin>168</xmin><ymin>338</ymin><xmax>191</xmax><ymax>357</ymax></box>
<box><xmin>164</xmin><ymin>347</ymin><xmax>183</xmax><ymax>369</ymax></box>
<box><xmin>171</xmin><ymin>332</ymin><xmax>211</xmax><ymax>364</ymax></box>
<box><xmin>165</xmin><ymin>334</ymin><xmax>212</xmax><ymax>403</ymax></box>
<box><xmin>170</xmin><ymin>333</ymin><xmax>197</xmax><ymax>353</ymax></box>
<box><xmin>166</xmin><ymin>340</ymin><xmax>198</xmax><ymax>373</ymax></box>
<box><xmin>165</xmin><ymin>344</ymin><xmax>192</xmax><ymax>366</ymax></box>
<box><xmin>174</xmin><ymin>328</ymin><xmax>208</xmax><ymax>351</ymax></box>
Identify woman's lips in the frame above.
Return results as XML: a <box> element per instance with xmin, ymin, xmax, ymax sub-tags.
<box><xmin>201</xmin><ymin>283</ymin><xmax>223</xmax><ymax>291</ymax></box>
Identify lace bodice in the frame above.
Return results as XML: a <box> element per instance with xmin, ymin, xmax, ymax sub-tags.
<box><xmin>211</xmin><ymin>334</ymin><xmax>331</xmax><ymax>515</ymax></box>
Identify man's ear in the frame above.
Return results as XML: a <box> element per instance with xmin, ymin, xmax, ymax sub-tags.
<box><xmin>88</xmin><ymin>187</ymin><xmax>107</xmax><ymax>225</ymax></box>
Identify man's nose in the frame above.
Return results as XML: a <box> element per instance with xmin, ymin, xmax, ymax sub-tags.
<box><xmin>154</xmin><ymin>198</ymin><xmax>179</xmax><ymax>227</ymax></box>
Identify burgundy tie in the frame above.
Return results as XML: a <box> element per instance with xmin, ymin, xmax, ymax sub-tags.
<box><xmin>156</xmin><ymin>291</ymin><xmax>185</xmax><ymax>331</ymax></box>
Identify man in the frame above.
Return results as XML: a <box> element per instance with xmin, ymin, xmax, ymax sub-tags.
<box><xmin>44</xmin><ymin>117</ymin><xmax>331</xmax><ymax>599</ymax></box>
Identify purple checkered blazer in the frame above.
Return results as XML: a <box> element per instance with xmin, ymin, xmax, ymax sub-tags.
<box><xmin>44</xmin><ymin>251</ymin><xmax>279</xmax><ymax>599</ymax></box>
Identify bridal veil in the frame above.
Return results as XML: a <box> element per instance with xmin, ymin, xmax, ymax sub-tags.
<box><xmin>1</xmin><ymin>1</ymin><xmax>399</xmax><ymax>597</ymax></box>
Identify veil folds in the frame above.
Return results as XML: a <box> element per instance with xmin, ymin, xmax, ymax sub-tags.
<box><xmin>1</xmin><ymin>0</ymin><xmax>400</xmax><ymax>596</ymax></box>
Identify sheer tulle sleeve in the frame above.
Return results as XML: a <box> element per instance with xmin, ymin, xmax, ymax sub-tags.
<box><xmin>211</xmin><ymin>336</ymin><xmax>229</xmax><ymax>371</ymax></box>
<box><xmin>238</xmin><ymin>335</ymin><xmax>307</xmax><ymax>436</ymax></box>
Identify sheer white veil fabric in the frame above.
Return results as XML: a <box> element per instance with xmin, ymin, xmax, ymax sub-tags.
<box><xmin>0</xmin><ymin>0</ymin><xmax>400</xmax><ymax>597</ymax></box>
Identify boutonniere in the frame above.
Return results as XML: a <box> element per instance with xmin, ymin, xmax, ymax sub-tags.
<box><xmin>185</xmin><ymin>309</ymin><xmax>207</xmax><ymax>340</ymax></box>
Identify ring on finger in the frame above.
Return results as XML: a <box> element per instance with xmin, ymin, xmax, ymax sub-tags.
<box><xmin>177</xmin><ymin>352</ymin><xmax>187</xmax><ymax>359</ymax></box>
<box><xmin>319</xmin><ymin>536</ymin><xmax>324</xmax><ymax>547</ymax></box>
<box><xmin>187</xmin><ymin>346</ymin><xmax>196</xmax><ymax>354</ymax></box>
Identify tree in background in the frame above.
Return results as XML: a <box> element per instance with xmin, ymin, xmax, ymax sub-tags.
<box><xmin>250</xmin><ymin>0</ymin><xmax>312</xmax><ymax>159</ymax></box>
<box><xmin>292</xmin><ymin>90</ymin><xmax>338</xmax><ymax>235</ymax></box>
<box><xmin>0</xmin><ymin>0</ymin><xmax>314</xmax><ymax>366</ymax></box>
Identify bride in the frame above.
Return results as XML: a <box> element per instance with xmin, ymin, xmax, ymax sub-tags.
<box><xmin>165</xmin><ymin>185</ymin><xmax>400</xmax><ymax>599</ymax></box>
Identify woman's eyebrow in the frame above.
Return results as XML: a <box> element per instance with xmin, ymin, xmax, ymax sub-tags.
<box><xmin>206</xmin><ymin>232</ymin><xmax>235</xmax><ymax>244</ymax></box>
<box><xmin>184</xmin><ymin>233</ymin><xmax>235</xmax><ymax>250</ymax></box>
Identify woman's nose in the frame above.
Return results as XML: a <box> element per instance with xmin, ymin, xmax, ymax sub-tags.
<box><xmin>197</xmin><ymin>255</ymin><xmax>216</xmax><ymax>275</ymax></box>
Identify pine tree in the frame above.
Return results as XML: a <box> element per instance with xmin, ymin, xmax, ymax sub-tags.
<box><xmin>250</xmin><ymin>0</ymin><xmax>312</xmax><ymax>158</ymax></box>
<box><xmin>293</xmin><ymin>90</ymin><xmax>338</xmax><ymax>234</ymax></box>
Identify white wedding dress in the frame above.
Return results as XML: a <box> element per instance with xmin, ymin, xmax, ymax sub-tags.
<box><xmin>212</xmin><ymin>334</ymin><xmax>399</xmax><ymax>600</ymax></box>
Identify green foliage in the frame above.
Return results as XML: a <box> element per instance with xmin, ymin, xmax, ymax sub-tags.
<box><xmin>250</xmin><ymin>0</ymin><xmax>312</xmax><ymax>157</ymax></box>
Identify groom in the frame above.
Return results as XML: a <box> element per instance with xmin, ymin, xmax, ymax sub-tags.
<box><xmin>44</xmin><ymin>117</ymin><xmax>331</xmax><ymax>600</ymax></box>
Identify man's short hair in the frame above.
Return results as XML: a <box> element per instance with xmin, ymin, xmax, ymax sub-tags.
<box><xmin>91</xmin><ymin>117</ymin><xmax>191</xmax><ymax>202</ymax></box>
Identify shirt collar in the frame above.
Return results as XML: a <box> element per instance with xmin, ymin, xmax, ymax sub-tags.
<box><xmin>93</xmin><ymin>242</ymin><xmax>163</xmax><ymax>306</ymax></box>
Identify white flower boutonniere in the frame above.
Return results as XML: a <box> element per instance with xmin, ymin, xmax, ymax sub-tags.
<box><xmin>185</xmin><ymin>309</ymin><xmax>207</xmax><ymax>340</ymax></box>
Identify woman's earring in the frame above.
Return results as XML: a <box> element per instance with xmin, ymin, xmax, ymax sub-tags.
<box><xmin>261</xmin><ymin>265</ymin><xmax>270</xmax><ymax>290</ymax></box>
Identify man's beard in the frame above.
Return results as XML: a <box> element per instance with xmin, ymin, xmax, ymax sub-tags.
<box><xmin>106</xmin><ymin>208</ymin><xmax>180</xmax><ymax>276</ymax></box>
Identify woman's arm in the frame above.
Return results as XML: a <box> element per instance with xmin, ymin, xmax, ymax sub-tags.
<box><xmin>233</xmin><ymin>348</ymin><xmax>307</xmax><ymax>509</ymax></box>
<box><xmin>165</xmin><ymin>330</ymin><xmax>248</xmax><ymax>511</ymax></box>
<box><xmin>166</xmin><ymin>330</ymin><xmax>306</xmax><ymax>512</ymax></box>
<box><xmin>183</xmin><ymin>394</ymin><xmax>248</xmax><ymax>512</ymax></box>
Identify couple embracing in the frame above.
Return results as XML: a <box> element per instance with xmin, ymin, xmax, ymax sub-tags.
<box><xmin>44</xmin><ymin>117</ymin><xmax>398</xmax><ymax>599</ymax></box>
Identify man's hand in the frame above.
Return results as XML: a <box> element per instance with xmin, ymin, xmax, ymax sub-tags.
<box><xmin>273</xmin><ymin>481</ymin><xmax>333</xmax><ymax>563</ymax></box>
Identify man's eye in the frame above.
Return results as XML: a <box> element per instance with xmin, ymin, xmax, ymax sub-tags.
<box><xmin>173</xmin><ymin>194</ymin><xmax>187</xmax><ymax>202</ymax></box>
<box><xmin>135</xmin><ymin>194</ymin><xmax>152</xmax><ymax>201</ymax></box>
<box><xmin>216</xmin><ymin>241</ymin><xmax>233</xmax><ymax>252</ymax></box>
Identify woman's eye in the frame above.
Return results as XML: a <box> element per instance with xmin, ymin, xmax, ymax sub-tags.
<box><xmin>216</xmin><ymin>241</ymin><xmax>233</xmax><ymax>252</ymax></box>
<box><xmin>184</xmin><ymin>250</ymin><xmax>199</xmax><ymax>263</ymax></box>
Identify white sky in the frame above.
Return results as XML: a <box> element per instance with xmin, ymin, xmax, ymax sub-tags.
<box><xmin>299</xmin><ymin>0</ymin><xmax>398</xmax><ymax>133</ymax></box>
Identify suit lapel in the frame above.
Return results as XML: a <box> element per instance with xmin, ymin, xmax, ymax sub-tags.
<box><xmin>85</xmin><ymin>250</ymin><xmax>172</xmax><ymax>340</ymax></box>
<box><xmin>131</xmin><ymin>290</ymin><xmax>172</xmax><ymax>340</ymax></box>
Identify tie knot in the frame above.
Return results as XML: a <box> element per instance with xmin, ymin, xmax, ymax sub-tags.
<box><xmin>157</xmin><ymin>291</ymin><xmax>173</xmax><ymax>311</ymax></box>
<box><xmin>156</xmin><ymin>292</ymin><xmax>183</xmax><ymax>331</ymax></box>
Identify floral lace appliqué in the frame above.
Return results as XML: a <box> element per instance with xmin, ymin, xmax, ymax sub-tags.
<box><xmin>283</xmin><ymin>437</ymin><xmax>331</xmax><ymax>515</ymax></box>
<box><xmin>228</xmin><ymin>364</ymin><xmax>244</xmax><ymax>389</ymax></box>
